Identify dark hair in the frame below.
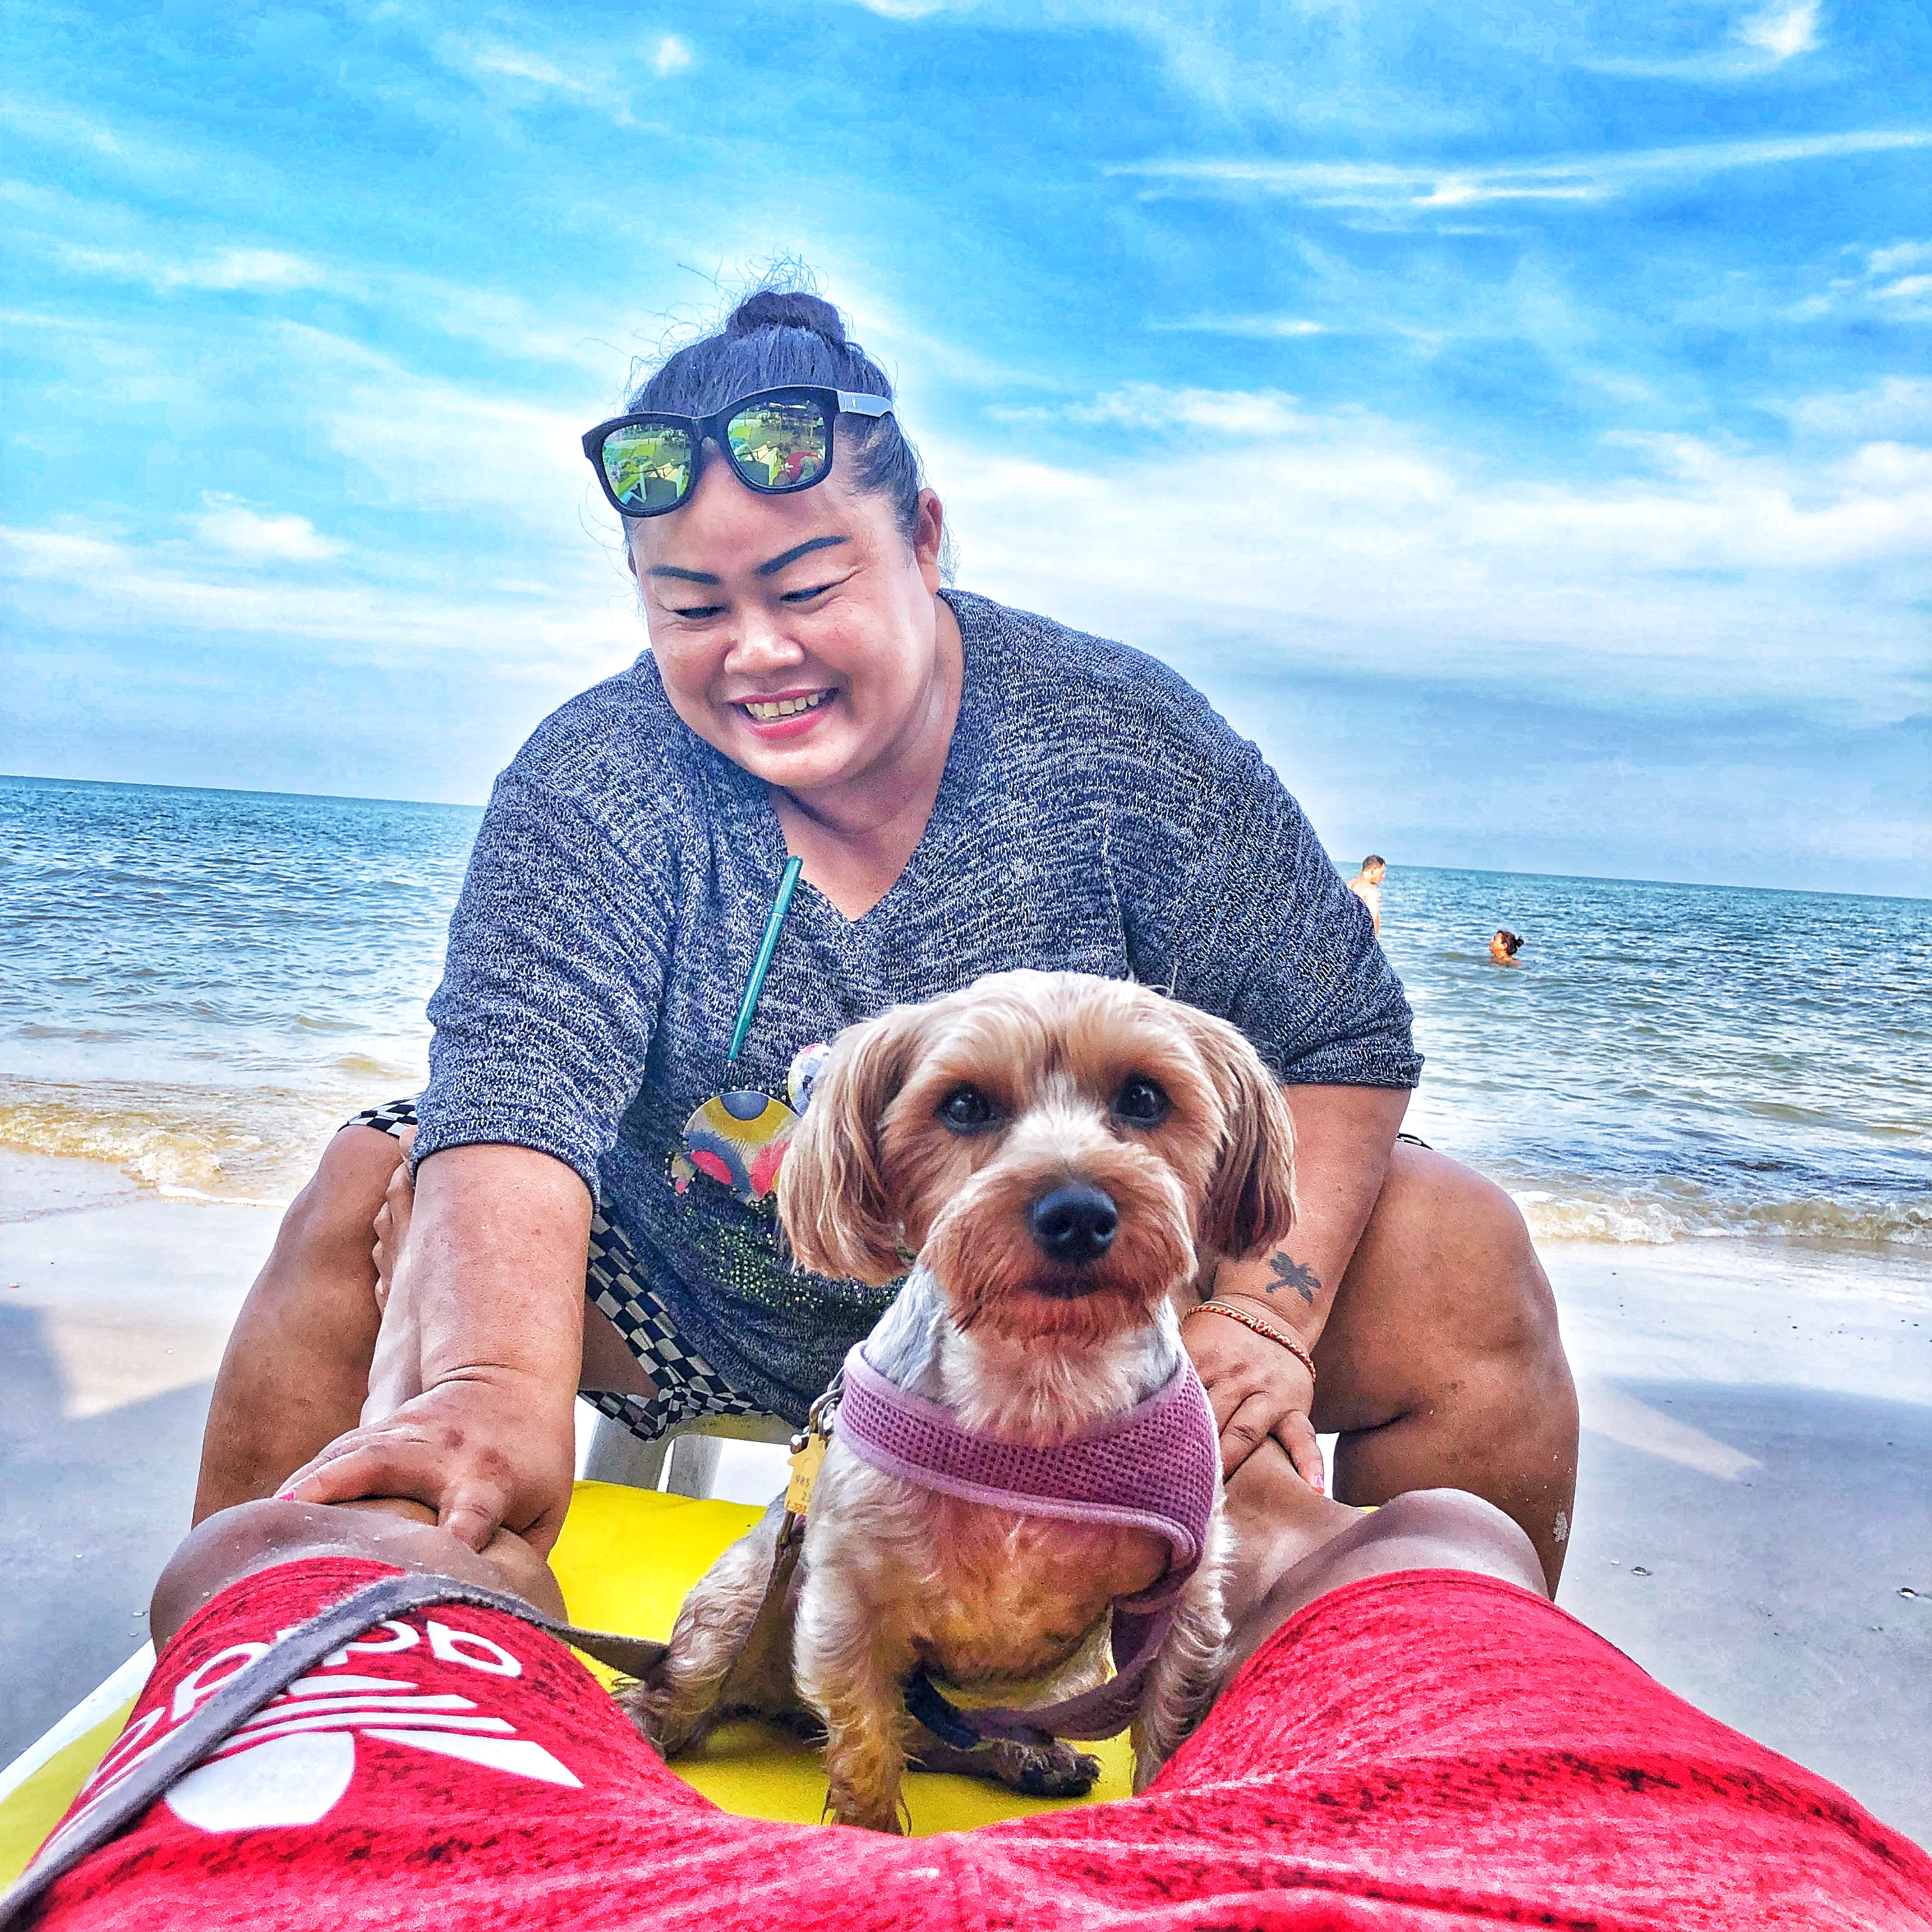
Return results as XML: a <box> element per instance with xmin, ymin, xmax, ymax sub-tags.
<box><xmin>1363</xmin><ymin>854</ymin><xmax>1385</xmax><ymax>870</ymax></box>
<box><xmin>626</xmin><ymin>285</ymin><xmax>929</xmax><ymax>548</ymax></box>
<box><xmin>1495</xmin><ymin>929</ymin><xmax>1523</xmax><ymax>955</ymax></box>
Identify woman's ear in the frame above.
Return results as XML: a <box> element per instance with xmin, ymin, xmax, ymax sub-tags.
<box><xmin>1180</xmin><ymin>1006</ymin><xmax>1298</xmax><ymax>1262</ymax></box>
<box><xmin>776</xmin><ymin>1004</ymin><xmax>930</xmax><ymax>1285</ymax></box>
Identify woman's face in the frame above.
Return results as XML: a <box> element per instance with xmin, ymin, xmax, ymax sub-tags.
<box><xmin>628</xmin><ymin>447</ymin><xmax>950</xmax><ymax>799</ymax></box>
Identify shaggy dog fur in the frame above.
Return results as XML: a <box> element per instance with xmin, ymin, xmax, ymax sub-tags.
<box><xmin>622</xmin><ymin>970</ymin><xmax>1296</xmax><ymax>1832</ymax></box>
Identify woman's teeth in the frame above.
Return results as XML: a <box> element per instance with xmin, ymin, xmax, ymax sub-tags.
<box><xmin>742</xmin><ymin>692</ymin><xmax>829</xmax><ymax>721</ymax></box>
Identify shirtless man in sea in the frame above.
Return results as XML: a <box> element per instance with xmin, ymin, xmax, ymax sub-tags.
<box><xmin>1346</xmin><ymin>855</ymin><xmax>1387</xmax><ymax>935</ymax></box>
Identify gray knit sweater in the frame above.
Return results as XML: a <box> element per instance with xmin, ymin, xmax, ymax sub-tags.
<box><xmin>414</xmin><ymin>590</ymin><xmax>1420</xmax><ymax>1422</ymax></box>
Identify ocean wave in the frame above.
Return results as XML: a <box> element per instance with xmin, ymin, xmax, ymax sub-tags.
<box><xmin>6</xmin><ymin>1082</ymin><xmax>1928</xmax><ymax>1252</ymax></box>
<box><xmin>1512</xmin><ymin>1188</ymin><xmax>1932</xmax><ymax>1248</ymax></box>
<box><xmin>0</xmin><ymin>1082</ymin><xmax>375</xmax><ymax>1206</ymax></box>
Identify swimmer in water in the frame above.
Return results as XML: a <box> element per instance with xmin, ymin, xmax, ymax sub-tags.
<box><xmin>1347</xmin><ymin>855</ymin><xmax>1387</xmax><ymax>935</ymax></box>
<box><xmin>1491</xmin><ymin>929</ymin><xmax>1524</xmax><ymax>967</ymax></box>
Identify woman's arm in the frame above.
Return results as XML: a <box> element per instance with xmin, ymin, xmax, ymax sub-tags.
<box><xmin>1187</xmin><ymin>1084</ymin><xmax>1409</xmax><ymax>1483</ymax></box>
<box><xmin>280</xmin><ymin>1144</ymin><xmax>592</xmax><ymax>1554</ymax></box>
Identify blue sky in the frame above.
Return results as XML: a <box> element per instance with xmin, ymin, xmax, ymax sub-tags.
<box><xmin>3</xmin><ymin>0</ymin><xmax>1928</xmax><ymax>893</ymax></box>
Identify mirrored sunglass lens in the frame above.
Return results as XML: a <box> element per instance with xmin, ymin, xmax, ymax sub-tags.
<box><xmin>601</xmin><ymin>424</ymin><xmax>693</xmax><ymax>512</ymax></box>
<box><xmin>726</xmin><ymin>399</ymin><xmax>829</xmax><ymax>490</ymax></box>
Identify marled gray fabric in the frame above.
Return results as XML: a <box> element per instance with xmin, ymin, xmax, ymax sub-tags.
<box><xmin>413</xmin><ymin>589</ymin><xmax>1420</xmax><ymax>1423</ymax></box>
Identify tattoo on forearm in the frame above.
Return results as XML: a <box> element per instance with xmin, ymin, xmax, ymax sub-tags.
<box><xmin>1268</xmin><ymin>1252</ymin><xmax>1321</xmax><ymax>1307</ymax></box>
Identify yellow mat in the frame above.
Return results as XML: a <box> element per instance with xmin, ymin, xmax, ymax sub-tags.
<box><xmin>0</xmin><ymin>1481</ymin><xmax>1132</xmax><ymax>1882</ymax></box>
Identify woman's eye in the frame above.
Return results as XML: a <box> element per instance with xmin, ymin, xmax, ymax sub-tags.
<box><xmin>1114</xmin><ymin>1078</ymin><xmax>1170</xmax><ymax>1126</ymax></box>
<box><xmin>940</xmin><ymin>1085</ymin><xmax>998</xmax><ymax>1133</ymax></box>
<box><xmin>781</xmin><ymin>581</ymin><xmax>834</xmax><ymax>604</ymax></box>
<box><xmin>671</xmin><ymin>602</ymin><xmax>726</xmax><ymax>620</ymax></box>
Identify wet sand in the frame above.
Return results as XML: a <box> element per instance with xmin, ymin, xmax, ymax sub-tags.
<box><xmin>3</xmin><ymin>1155</ymin><xmax>1927</xmax><ymax>1843</ymax></box>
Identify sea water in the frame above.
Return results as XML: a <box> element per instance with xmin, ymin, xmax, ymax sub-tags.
<box><xmin>3</xmin><ymin>774</ymin><xmax>1926</xmax><ymax>1250</ymax></box>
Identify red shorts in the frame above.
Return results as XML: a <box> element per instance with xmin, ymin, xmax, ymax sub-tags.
<box><xmin>33</xmin><ymin>1556</ymin><xmax>1932</xmax><ymax>1931</ymax></box>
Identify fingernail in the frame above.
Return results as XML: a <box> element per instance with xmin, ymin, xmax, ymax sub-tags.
<box><xmin>275</xmin><ymin>1489</ymin><xmax>298</xmax><ymax>1501</ymax></box>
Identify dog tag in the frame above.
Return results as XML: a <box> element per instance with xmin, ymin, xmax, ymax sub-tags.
<box><xmin>785</xmin><ymin>1433</ymin><xmax>827</xmax><ymax>1517</ymax></box>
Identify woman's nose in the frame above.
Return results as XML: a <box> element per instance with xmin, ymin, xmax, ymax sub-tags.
<box><xmin>724</xmin><ymin>608</ymin><xmax>807</xmax><ymax>674</ymax></box>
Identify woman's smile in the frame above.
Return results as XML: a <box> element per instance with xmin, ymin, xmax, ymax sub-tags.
<box><xmin>733</xmin><ymin>687</ymin><xmax>839</xmax><ymax>739</ymax></box>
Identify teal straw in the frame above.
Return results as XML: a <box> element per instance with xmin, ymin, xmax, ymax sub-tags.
<box><xmin>726</xmin><ymin>856</ymin><xmax>804</xmax><ymax>1065</ymax></box>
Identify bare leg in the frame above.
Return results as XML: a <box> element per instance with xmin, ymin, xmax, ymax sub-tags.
<box><xmin>194</xmin><ymin>1127</ymin><xmax>400</xmax><ymax>1522</ymax></box>
<box><xmin>154</xmin><ymin>1496</ymin><xmax>565</xmax><ymax>1649</ymax></box>
<box><xmin>1312</xmin><ymin>1144</ymin><xmax>1579</xmax><ymax>1592</ymax></box>
<box><xmin>1221</xmin><ymin>1485</ymin><xmax>1546</xmax><ymax>1683</ymax></box>
<box><xmin>195</xmin><ymin>1126</ymin><xmax>654</xmax><ymax>1523</ymax></box>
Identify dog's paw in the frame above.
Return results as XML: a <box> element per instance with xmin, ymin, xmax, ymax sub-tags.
<box><xmin>1008</xmin><ymin>1740</ymin><xmax>1101</xmax><ymax>1798</ymax></box>
<box><xmin>766</xmin><ymin>1706</ymin><xmax>829</xmax><ymax>1745</ymax></box>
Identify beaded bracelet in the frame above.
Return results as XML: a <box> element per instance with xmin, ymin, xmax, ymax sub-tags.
<box><xmin>1182</xmin><ymin>1300</ymin><xmax>1317</xmax><ymax>1383</ymax></box>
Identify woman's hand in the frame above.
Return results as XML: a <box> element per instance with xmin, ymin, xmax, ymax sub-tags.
<box><xmin>280</xmin><ymin>1373</ymin><xmax>576</xmax><ymax>1556</ymax></box>
<box><xmin>1185</xmin><ymin>1303</ymin><xmax>1324</xmax><ymax>1491</ymax></box>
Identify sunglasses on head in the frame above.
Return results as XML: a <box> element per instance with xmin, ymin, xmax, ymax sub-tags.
<box><xmin>581</xmin><ymin>385</ymin><xmax>894</xmax><ymax>519</ymax></box>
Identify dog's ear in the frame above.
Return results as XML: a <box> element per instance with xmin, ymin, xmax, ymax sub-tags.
<box><xmin>776</xmin><ymin>1002</ymin><xmax>930</xmax><ymax>1285</ymax></box>
<box><xmin>1179</xmin><ymin>1006</ymin><xmax>1298</xmax><ymax>1261</ymax></box>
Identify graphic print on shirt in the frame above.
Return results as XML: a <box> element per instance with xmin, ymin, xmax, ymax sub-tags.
<box><xmin>69</xmin><ymin>1613</ymin><xmax>581</xmax><ymax>1838</ymax></box>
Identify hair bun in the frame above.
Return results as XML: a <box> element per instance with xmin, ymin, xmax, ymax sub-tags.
<box><xmin>726</xmin><ymin>288</ymin><xmax>848</xmax><ymax>346</ymax></box>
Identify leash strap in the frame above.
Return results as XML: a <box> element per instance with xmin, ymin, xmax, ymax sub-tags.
<box><xmin>0</xmin><ymin>1571</ymin><xmax>667</xmax><ymax>1929</ymax></box>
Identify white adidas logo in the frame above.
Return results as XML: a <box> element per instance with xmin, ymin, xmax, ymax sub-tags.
<box><xmin>75</xmin><ymin>1614</ymin><xmax>582</xmax><ymax>1838</ymax></box>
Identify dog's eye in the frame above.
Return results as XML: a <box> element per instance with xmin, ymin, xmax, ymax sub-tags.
<box><xmin>939</xmin><ymin>1085</ymin><xmax>999</xmax><ymax>1133</ymax></box>
<box><xmin>1113</xmin><ymin>1077</ymin><xmax>1170</xmax><ymax>1126</ymax></box>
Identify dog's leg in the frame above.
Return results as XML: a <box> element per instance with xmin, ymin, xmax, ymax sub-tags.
<box><xmin>1130</xmin><ymin>1512</ymin><xmax>1233</xmax><ymax>1793</ymax></box>
<box><xmin>793</xmin><ymin>1568</ymin><xmax>917</xmax><ymax>1832</ymax></box>
<box><xmin>619</xmin><ymin>1498</ymin><xmax>793</xmax><ymax>1756</ymax></box>
<box><xmin>908</xmin><ymin>1731</ymin><xmax>1103</xmax><ymax>1797</ymax></box>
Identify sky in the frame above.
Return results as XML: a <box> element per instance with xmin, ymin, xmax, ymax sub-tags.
<box><xmin>3</xmin><ymin>0</ymin><xmax>1928</xmax><ymax>894</ymax></box>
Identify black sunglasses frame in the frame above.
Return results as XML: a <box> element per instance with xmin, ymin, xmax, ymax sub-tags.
<box><xmin>581</xmin><ymin>385</ymin><xmax>894</xmax><ymax>520</ymax></box>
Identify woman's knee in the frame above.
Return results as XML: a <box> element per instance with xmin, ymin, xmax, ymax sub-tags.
<box><xmin>1318</xmin><ymin>1147</ymin><xmax>1570</xmax><ymax>1429</ymax></box>
<box><xmin>1368</xmin><ymin>1146</ymin><xmax>1559</xmax><ymax>1359</ymax></box>
<box><xmin>274</xmin><ymin>1125</ymin><xmax>410</xmax><ymax>1273</ymax></box>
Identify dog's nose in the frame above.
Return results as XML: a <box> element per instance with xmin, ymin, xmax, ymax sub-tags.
<box><xmin>1028</xmin><ymin>1184</ymin><xmax>1118</xmax><ymax>1266</ymax></box>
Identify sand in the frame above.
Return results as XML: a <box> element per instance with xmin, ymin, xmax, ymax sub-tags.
<box><xmin>3</xmin><ymin>1152</ymin><xmax>1928</xmax><ymax>1845</ymax></box>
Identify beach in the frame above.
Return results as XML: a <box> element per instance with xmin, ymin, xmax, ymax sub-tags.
<box><xmin>4</xmin><ymin>1157</ymin><xmax>1928</xmax><ymax>1844</ymax></box>
<box><xmin>3</xmin><ymin>774</ymin><xmax>1928</xmax><ymax>1847</ymax></box>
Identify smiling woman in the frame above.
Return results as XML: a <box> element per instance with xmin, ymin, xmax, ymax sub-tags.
<box><xmin>195</xmin><ymin>282</ymin><xmax>1577</xmax><ymax>1598</ymax></box>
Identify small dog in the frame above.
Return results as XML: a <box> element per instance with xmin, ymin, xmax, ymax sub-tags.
<box><xmin>624</xmin><ymin>970</ymin><xmax>1296</xmax><ymax>1831</ymax></box>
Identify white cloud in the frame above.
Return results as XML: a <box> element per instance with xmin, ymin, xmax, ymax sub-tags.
<box><xmin>1738</xmin><ymin>0</ymin><xmax>1823</xmax><ymax>61</ymax></box>
<box><xmin>1114</xmin><ymin>130</ymin><xmax>1932</xmax><ymax>211</ymax></box>
<box><xmin>56</xmin><ymin>243</ymin><xmax>328</xmax><ymax>294</ymax></box>
<box><xmin>650</xmin><ymin>34</ymin><xmax>694</xmax><ymax>76</ymax></box>
<box><xmin>1581</xmin><ymin>0</ymin><xmax>1825</xmax><ymax>80</ymax></box>
<box><xmin>463</xmin><ymin>41</ymin><xmax>579</xmax><ymax>88</ymax></box>
<box><xmin>0</xmin><ymin>523</ymin><xmax>635</xmax><ymax>677</ymax></box>
<box><xmin>1869</xmin><ymin>241</ymin><xmax>1932</xmax><ymax>276</ymax></box>
<box><xmin>1790</xmin><ymin>240</ymin><xmax>1932</xmax><ymax>324</ymax></box>
<box><xmin>192</xmin><ymin>496</ymin><xmax>346</xmax><ymax>564</ymax></box>
<box><xmin>930</xmin><ymin>382</ymin><xmax>1932</xmax><ymax>724</ymax></box>
<box><xmin>1151</xmin><ymin>315</ymin><xmax>1328</xmax><ymax>338</ymax></box>
<box><xmin>1786</xmin><ymin>375</ymin><xmax>1932</xmax><ymax>439</ymax></box>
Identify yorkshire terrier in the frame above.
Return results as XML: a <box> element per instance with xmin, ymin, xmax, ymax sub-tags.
<box><xmin>622</xmin><ymin>970</ymin><xmax>1296</xmax><ymax>1831</ymax></box>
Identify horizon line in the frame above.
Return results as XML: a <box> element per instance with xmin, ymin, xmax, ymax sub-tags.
<box><xmin>4</xmin><ymin>771</ymin><xmax>1923</xmax><ymax>907</ymax></box>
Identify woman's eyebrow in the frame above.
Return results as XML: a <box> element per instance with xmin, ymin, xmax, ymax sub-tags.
<box><xmin>756</xmin><ymin>535</ymin><xmax>848</xmax><ymax>578</ymax></box>
<box><xmin>645</xmin><ymin>535</ymin><xmax>848</xmax><ymax>587</ymax></box>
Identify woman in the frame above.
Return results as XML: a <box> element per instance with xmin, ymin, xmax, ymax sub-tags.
<box><xmin>195</xmin><ymin>288</ymin><xmax>1577</xmax><ymax>1585</ymax></box>
<box><xmin>1491</xmin><ymin>929</ymin><xmax>1525</xmax><ymax>966</ymax></box>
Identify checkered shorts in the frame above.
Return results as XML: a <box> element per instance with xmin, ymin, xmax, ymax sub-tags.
<box><xmin>348</xmin><ymin>1098</ymin><xmax>761</xmax><ymax>1443</ymax></box>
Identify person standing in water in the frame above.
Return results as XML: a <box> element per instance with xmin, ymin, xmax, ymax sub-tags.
<box><xmin>1346</xmin><ymin>855</ymin><xmax>1387</xmax><ymax>934</ymax></box>
<box><xmin>1490</xmin><ymin>930</ymin><xmax>1524</xmax><ymax>967</ymax></box>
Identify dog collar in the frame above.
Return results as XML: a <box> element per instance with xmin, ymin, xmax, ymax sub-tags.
<box><xmin>836</xmin><ymin>1340</ymin><xmax>1220</xmax><ymax>1744</ymax></box>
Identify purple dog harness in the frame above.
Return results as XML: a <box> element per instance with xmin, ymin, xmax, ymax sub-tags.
<box><xmin>835</xmin><ymin>1342</ymin><xmax>1220</xmax><ymax>1744</ymax></box>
